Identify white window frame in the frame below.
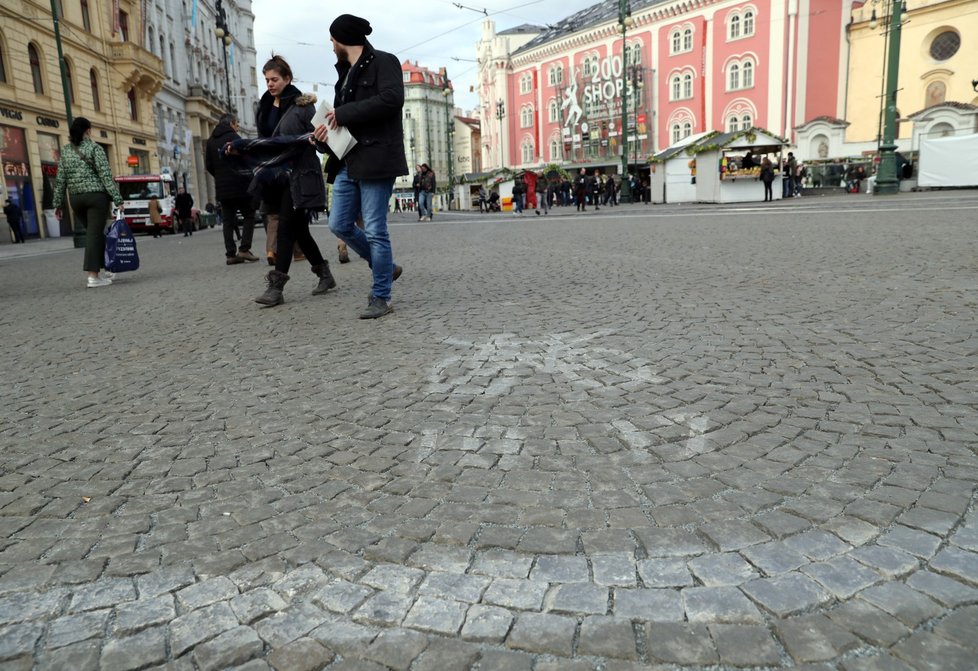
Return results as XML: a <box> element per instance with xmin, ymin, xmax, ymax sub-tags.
<box><xmin>742</xmin><ymin>60</ymin><xmax>754</xmax><ymax>88</ymax></box>
<box><xmin>520</xmin><ymin>105</ymin><xmax>533</xmax><ymax>128</ymax></box>
<box><xmin>521</xmin><ymin>141</ymin><xmax>534</xmax><ymax>164</ymax></box>
<box><xmin>550</xmin><ymin>137</ymin><xmax>561</xmax><ymax>161</ymax></box>
<box><xmin>729</xmin><ymin>14</ymin><xmax>741</xmax><ymax>40</ymax></box>
<box><xmin>727</xmin><ymin>115</ymin><xmax>739</xmax><ymax>132</ymax></box>
<box><xmin>743</xmin><ymin>10</ymin><xmax>755</xmax><ymax>36</ymax></box>
<box><xmin>728</xmin><ymin>63</ymin><xmax>740</xmax><ymax>91</ymax></box>
<box><xmin>671</xmin><ymin>75</ymin><xmax>682</xmax><ymax>101</ymax></box>
<box><xmin>741</xmin><ymin>113</ymin><xmax>752</xmax><ymax>130</ymax></box>
<box><xmin>671</xmin><ymin>123</ymin><xmax>682</xmax><ymax>144</ymax></box>
<box><xmin>671</xmin><ymin>31</ymin><xmax>682</xmax><ymax>54</ymax></box>
<box><xmin>519</xmin><ymin>74</ymin><xmax>532</xmax><ymax>94</ymax></box>
<box><xmin>683</xmin><ymin>28</ymin><xmax>693</xmax><ymax>52</ymax></box>
<box><xmin>683</xmin><ymin>121</ymin><xmax>692</xmax><ymax>138</ymax></box>
<box><xmin>548</xmin><ymin>99</ymin><xmax>559</xmax><ymax>123</ymax></box>
<box><xmin>683</xmin><ymin>72</ymin><xmax>693</xmax><ymax>99</ymax></box>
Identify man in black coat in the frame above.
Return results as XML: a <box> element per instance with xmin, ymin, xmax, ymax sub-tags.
<box><xmin>3</xmin><ymin>198</ymin><xmax>25</xmax><ymax>243</ymax></box>
<box><xmin>174</xmin><ymin>187</ymin><xmax>194</xmax><ymax>236</ymax></box>
<box><xmin>205</xmin><ymin>113</ymin><xmax>259</xmax><ymax>264</ymax></box>
<box><xmin>315</xmin><ymin>14</ymin><xmax>408</xmax><ymax>319</ymax></box>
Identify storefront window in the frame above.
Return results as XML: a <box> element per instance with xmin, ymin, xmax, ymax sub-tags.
<box><xmin>37</xmin><ymin>133</ymin><xmax>61</xmax><ymax>209</ymax></box>
<box><xmin>90</xmin><ymin>69</ymin><xmax>100</xmax><ymax>111</ymax></box>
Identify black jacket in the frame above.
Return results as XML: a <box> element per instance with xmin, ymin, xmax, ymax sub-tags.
<box><xmin>205</xmin><ymin>121</ymin><xmax>251</xmax><ymax>201</ymax></box>
<box><xmin>330</xmin><ymin>42</ymin><xmax>409</xmax><ymax>181</ymax></box>
<box><xmin>271</xmin><ymin>92</ymin><xmax>327</xmax><ymax>211</ymax></box>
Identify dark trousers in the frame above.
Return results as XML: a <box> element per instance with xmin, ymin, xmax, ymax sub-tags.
<box><xmin>180</xmin><ymin>216</ymin><xmax>194</xmax><ymax>235</ymax></box>
<box><xmin>575</xmin><ymin>189</ymin><xmax>586</xmax><ymax>211</ymax></box>
<box><xmin>763</xmin><ymin>181</ymin><xmax>773</xmax><ymax>201</ymax></box>
<box><xmin>220</xmin><ymin>197</ymin><xmax>256</xmax><ymax>258</ymax></box>
<box><xmin>8</xmin><ymin>220</ymin><xmax>24</xmax><ymax>243</ymax></box>
<box><xmin>71</xmin><ymin>191</ymin><xmax>111</xmax><ymax>272</ymax></box>
<box><xmin>271</xmin><ymin>186</ymin><xmax>324</xmax><ymax>274</ymax></box>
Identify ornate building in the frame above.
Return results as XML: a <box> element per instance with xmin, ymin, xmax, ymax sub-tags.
<box><xmin>397</xmin><ymin>61</ymin><xmax>456</xmax><ymax>197</ymax></box>
<box><xmin>147</xmin><ymin>0</ymin><xmax>257</xmax><ymax>205</ymax></box>
<box><xmin>0</xmin><ymin>0</ymin><xmax>164</xmax><ymax>238</ymax></box>
<box><xmin>477</xmin><ymin>0</ymin><xmax>856</xmax><ymax>172</ymax></box>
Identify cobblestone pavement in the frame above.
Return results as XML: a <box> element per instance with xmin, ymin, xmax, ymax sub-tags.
<box><xmin>1</xmin><ymin>191</ymin><xmax>977</xmax><ymax>670</ymax></box>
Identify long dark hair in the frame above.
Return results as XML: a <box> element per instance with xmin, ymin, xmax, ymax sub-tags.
<box><xmin>69</xmin><ymin>117</ymin><xmax>91</xmax><ymax>146</ymax></box>
<box><xmin>262</xmin><ymin>55</ymin><xmax>293</xmax><ymax>80</ymax></box>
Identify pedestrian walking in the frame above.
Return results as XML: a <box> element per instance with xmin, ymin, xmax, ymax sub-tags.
<box><xmin>231</xmin><ymin>54</ymin><xmax>335</xmax><ymax>307</ymax></box>
<box><xmin>534</xmin><ymin>172</ymin><xmax>549</xmax><ymax>215</ymax></box>
<box><xmin>148</xmin><ymin>195</ymin><xmax>163</xmax><ymax>236</ymax></box>
<box><xmin>412</xmin><ymin>165</ymin><xmax>423</xmax><ymax>220</ymax></box>
<box><xmin>3</xmin><ymin>198</ymin><xmax>25</xmax><ymax>244</ymax></box>
<box><xmin>512</xmin><ymin>175</ymin><xmax>525</xmax><ymax>215</ymax></box>
<box><xmin>574</xmin><ymin>168</ymin><xmax>587</xmax><ymax>211</ymax></box>
<box><xmin>589</xmin><ymin>169</ymin><xmax>601</xmax><ymax>210</ymax></box>
<box><xmin>206</xmin><ymin>113</ymin><xmax>260</xmax><ymax>265</ymax></box>
<box><xmin>786</xmin><ymin>152</ymin><xmax>798</xmax><ymax>198</ymax></box>
<box><xmin>52</xmin><ymin>116</ymin><xmax>125</xmax><ymax>288</ymax></box>
<box><xmin>174</xmin><ymin>187</ymin><xmax>194</xmax><ymax>236</ymax></box>
<box><xmin>317</xmin><ymin>14</ymin><xmax>407</xmax><ymax>319</ymax></box>
<box><xmin>419</xmin><ymin>164</ymin><xmax>435</xmax><ymax>221</ymax></box>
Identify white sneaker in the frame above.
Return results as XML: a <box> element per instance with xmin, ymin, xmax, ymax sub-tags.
<box><xmin>100</xmin><ymin>271</ymin><xmax>116</xmax><ymax>281</ymax></box>
<box><xmin>87</xmin><ymin>276</ymin><xmax>111</xmax><ymax>288</ymax></box>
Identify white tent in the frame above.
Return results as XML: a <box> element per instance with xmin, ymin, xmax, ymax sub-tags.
<box><xmin>918</xmin><ymin>133</ymin><xmax>978</xmax><ymax>188</ymax></box>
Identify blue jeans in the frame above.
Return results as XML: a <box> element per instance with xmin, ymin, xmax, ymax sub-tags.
<box><xmin>418</xmin><ymin>191</ymin><xmax>432</xmax><ymax>218</ymax></box>
<box><xmin>328</xmin><ymin>167</ymin><xmax>396</xmax><ymax>300</ymax></box>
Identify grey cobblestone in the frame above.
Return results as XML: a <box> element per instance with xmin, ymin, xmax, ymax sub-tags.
<box><xmin>3</xmin><ymin>196</ymin><xmax>978</xmax><ymax>668</ymax></box>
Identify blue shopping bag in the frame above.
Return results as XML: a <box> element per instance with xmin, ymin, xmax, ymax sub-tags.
<box><xmin>104</xmin><ymin>217</ymin><xmax>140</xmax><ymax>273</ymax></box>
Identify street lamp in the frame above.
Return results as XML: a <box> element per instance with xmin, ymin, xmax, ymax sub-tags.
<box><xmin>496</xmin><ymin>100</ymin><xmax>505</xmax><ymax>169</ymax></box>
<box><xmin>214</xmin><ymin>0</ymin><xmax>233</xmax><ymax>111</ymax></box>
<box><xmin>442</xmin><ymin>71</ymin><xmax>455</xmax><ymax>211</ymax></box>
<box><xmin>874</xmin><ymin>0</ymin><xmax>906</xmax><ymax>194</ymax></box>
<box><xmin>629</xmin><ymin>65</ymin><xmax>645</xmax><ymax>183</ymax></box>
<box><xmin>618</xmin><ymin>0</ymin><xmax>633</xmax><ymax>203</ymax></box>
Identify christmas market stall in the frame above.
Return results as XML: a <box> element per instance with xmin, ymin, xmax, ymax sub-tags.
<box><xmin>649</xmin><ymin>132</ymin><xmax>713</xmax><ymax>204</ymax></box>
<box><xmin>693</xmin><ymin>128</ymin><xmax>788</xmax><ymax>203</ymax></box>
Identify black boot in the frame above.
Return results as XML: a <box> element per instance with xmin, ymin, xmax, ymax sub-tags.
<box><xmin>311</xmin><ymin>262</ymin><xmax>336</xmax><ymax>295</ymax></box>
<box><xmin>255</xmin><ymin>270</ymin><xmax>289</xmax><ymax>306</ymax></box>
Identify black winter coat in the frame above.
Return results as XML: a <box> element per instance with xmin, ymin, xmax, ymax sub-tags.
<box><xmin>330</xmin><ymin>42</ymin><xmax>409</xmax><ymax>181</ymax></box>
<box><xmin>205</xmin><ymin>121</ymin><xmax>251</xmax><ymax>201</ymax></box>
<box><xmin>258</xmin><ymin>88</ymin><xmax>327</xmax><ymax>211</ymax></box>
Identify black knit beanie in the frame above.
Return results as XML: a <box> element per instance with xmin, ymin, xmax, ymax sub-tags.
<box><xmin>330</xmin><ymin>14</ymin><xmax>372</xmax><ymax>46</ymax></box>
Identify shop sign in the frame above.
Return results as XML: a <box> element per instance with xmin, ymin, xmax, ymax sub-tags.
<box><xmin>0</xmin><ymin>106</ymin><xmax>24</xmax><ymax>121</ymax></box>
<box><xmin>36</xmin><ymin>116</ymin><xmax>60</xmax><ymax>128</ymax></box>
<box><xmin>132</xmin><ymin>137</ymin><xmax>147</xmax><ymax>146</ymax></box>
<box><xmin>127</xmin><ymin>155</ymin><xmax>140</xmax><ymax>167</ymax></box>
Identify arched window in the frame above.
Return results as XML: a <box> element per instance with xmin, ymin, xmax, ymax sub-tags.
<box><xmin>683</xmin><ymin>121</ymin><xmax>692</xmax><ymax>138</ymax></box>
<box><xmin>631</xmin><ymin>42</ymin><xmax>642</xmax><ymax>65</ymax></box>
<box><xmin>672</xmin><ymin>123</ymin><xmax>682</xmax><ymax>144</ymax></box>
<box><xmin>683</xmin><ymin>73</ymin><xmax>693</xmax><ymax>99</ymax></box>
<box><xmin>548</xmin><ymin>99</ymin><xmax>559</xmax><ymax>123</ymax></box>
<box><xmin>64</xmin><ymin>59</ymin><xmax>75</xmax><ymax>106</ymax></box>
<box><xmin>520</xmin><ymin>105</ymin><xmax>533</xmax><ymax>128</ymax></box>
<box><xmin>550</xmin><ymin>137</ymin><xmax>561</xmax><ymax>161</ymax></box>
<box><xmin>683</xmin><ymin>28</ymin><xmax>693</xmax><ymax>51</ymax></box>
<box><xmin>521</xmin><ymin>141</ymin><xmax>534</xmax><ymax>164</ymax></box>
<box><xmin>730</xmin><ymin>14</ymin><xmax>741</xmax><ymax>39</ymax></box>
<box><xmin>127</xmin><ymin>87</ymin><xmax>137</xmax><ymax>120</ymax></box>
<box><xmin>742</xmin><ymin>60</ymin><xmax>754</xmax><ymax>88</ymax></box>
<box><xmin>90</xmin><ymin>69</ymin><xmax>100</xmax><ymax>112</ymax></box>
<box><xmin>741</xmin><ymin>113</ymin><xmax>752</xmax><ymax>129</ymax></box>
<box><xmin>671</xmin><ymin>75</ymin><xmax>681</xmax><ymax>101</ymax></box>
<box><xmin>671</xmin><ymin>31</ymin><xmax>682</xmax><ymax>54</ymax></box>
<box><xmin>743</xmin><ymin>10</ymin><xmax>755</xmax><ymax>35</ymax></box>
<box><xmin>160</xmin><ymin>34</ymin><xmax>168</xmax><ymax>75</ymax></box>
<box><xmin>727</xmin><ymin>116</ymin><xmax>739</xmax><ymax>132</ymax></box>
<box><xmin>728</xmin><ymin>63</ymin><xmax>740</xmax><ymax>91</ymax></box>
<box><xmin>148</xmin><ymin>26</ymin><xmax>156</xmax><ymax>55</ymax></box>
<box><xmin>555</xmin><ymin>65</ymin><xmax>563</xmax><ymax>85</ymax></box>
<box><xmin>29</xmin><ymin>43</ymin><xmax>44</xmax><ymax>93</ymax></box>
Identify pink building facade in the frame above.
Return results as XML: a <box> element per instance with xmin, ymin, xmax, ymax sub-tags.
<box><xmin>477</xmin><ymin>0</ymin><xmax>855</xmax><ymax>172</ymax></box>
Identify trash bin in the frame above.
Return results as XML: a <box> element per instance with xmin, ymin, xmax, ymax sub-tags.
<box><xmin>199</xmin><ymin>213</ymin><xmax>217</xmax><ymax>229</ymax></box>
<box><xmin>44</xmin><ymin>210</ymin><xmax>60</xmax><ymax>238</ymax></box>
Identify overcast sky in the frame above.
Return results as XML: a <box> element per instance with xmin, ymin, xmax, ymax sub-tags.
<box><xmin>251</xmin><ymin>0</ymin><xmax>602</xmax><ymax>112</ymax></box>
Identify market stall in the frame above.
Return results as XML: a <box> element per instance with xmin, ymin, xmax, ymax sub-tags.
<box><xmin>694</xmin><ymin>128</ymin><xmax>788</xmax><ymax>203</ymax></box>
<box><xmin>649</xmin><ymin>132</ymin><xmax>713</xmax><ymax>204</ymax></box>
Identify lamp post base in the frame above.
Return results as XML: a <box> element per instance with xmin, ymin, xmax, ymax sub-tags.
<box><xmin>874</xmin><ymin>142</ymin><xmax>900</xmax><ymax>195</ymax></box>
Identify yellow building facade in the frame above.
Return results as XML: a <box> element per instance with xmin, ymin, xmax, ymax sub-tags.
<box><xmin>846</xmin><ymin>0</ymin><xmax>978</xmax><ymax>144</ymax></box>
<box><xmin>0</xmin><ymin>0</ymin><xmax>163</xmax><ymax>239</ymax></box>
